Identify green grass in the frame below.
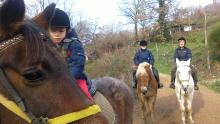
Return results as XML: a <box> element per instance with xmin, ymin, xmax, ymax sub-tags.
<box><xmin>210</xmin><ymin>81</ymin><xmax>220</xmax><ymax>93</ymax></box>
<box><xmin>202</xmin><ymin>80</ymin><xmax>220</xmax><ymax>93</ymax></box>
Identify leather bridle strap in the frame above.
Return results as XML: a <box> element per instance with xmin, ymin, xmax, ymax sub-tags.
<box><xmin>0</xmin><ymin>67</ymin><xmax>44</xmax><ymax>124</ymax></box>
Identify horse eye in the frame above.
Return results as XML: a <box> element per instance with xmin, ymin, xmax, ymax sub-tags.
<box><xmin>22</xmin><ymin>68</ymin><xmax>46</xmax><ymax>82</ymax></box>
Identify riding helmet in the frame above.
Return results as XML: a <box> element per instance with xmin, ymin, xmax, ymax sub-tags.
<box><xmin>139</xmin><ymin>40</ymin><xmax>148</xmax><ymax>46</ymax></box>
<box><xmin>50</xmin><ymin>8</ymin><xmax>70</xmax><ymax>29</ymax></box>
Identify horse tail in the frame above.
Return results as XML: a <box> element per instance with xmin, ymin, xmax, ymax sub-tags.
<box><xmin>93</xmin><ymin>76</ymin><xmax>133</xmax><ymax>124</ymax></box>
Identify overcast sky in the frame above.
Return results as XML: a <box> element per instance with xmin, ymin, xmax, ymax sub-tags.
<box><xmin>72</xmin><ymin>0</ymin><xmax>213</xmax><ymax>25</ymax></box>
<box><xmin>25</xmin><ymin>0</ymin><xmax>213</xmax><ymax>26</ymax></box>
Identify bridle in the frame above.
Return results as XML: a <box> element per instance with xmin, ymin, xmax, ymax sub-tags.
<box><xmin>0</xmin><ymin>34</ymin><xmax>101</xmax><ymax>124</ymax></box>
<box><xmin>0</xmin><ymin>34</ymin><xmax>44</xmax><ymax>123</ymax></box>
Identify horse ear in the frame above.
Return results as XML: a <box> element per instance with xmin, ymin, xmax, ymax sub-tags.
<box><xmin>186</xmin><ymin>59</ymin><xmax>191</xmax><ymax>66</ymax></box>
<box><xmin>0</xmin><ymin>0</ymin><xmax>25</xmax><ymax>37</ymax></box>
<box><xmin>176</xmin><ymin>58</ymin><xmax>180</xmax><ymax>66</ymax></box>
<box><xmin>32</xmin><ymin>3</ymin><xmax>56</xmax><ymax>30</ymax></box>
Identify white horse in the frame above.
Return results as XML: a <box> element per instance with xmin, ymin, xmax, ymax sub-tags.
<box><xmin>175</xmin><ymin>59</ymin><xmax>195</xmax><ymax>124</ymax></box>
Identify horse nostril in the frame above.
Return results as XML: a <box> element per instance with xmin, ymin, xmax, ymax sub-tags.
<box><xmin>142</xmin><ymin>90</ymin><xmax>148</xmax><ymax>95</ymax></box>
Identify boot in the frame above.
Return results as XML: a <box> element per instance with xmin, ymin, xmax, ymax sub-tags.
<box><xmin>170</xmin><ymin>73</ymin><xmax>175</xmax><ymax>89</ymax></box>
<box><xmin>132</xmin><ymin>71</ymin><xmax>137</xmax><ymax>88</ymax></box>
<box><xmin>194</xmin><ymin>83</ymin><xmax>199</xmax><ymax>90</ymax></box>
<box><xmin>158</xmin><ymin>82</ymin><xmax>163</xmax><ymax>89</ymax></box>
<box><xmin>170</xmin><ymin>83</ymin><xmax>175</xmax><ymax>89</ymax></box>
<box><xmin>133</xmin><ymin>81</ymin><xmax>137</xmax><ymax>88</ymax></box>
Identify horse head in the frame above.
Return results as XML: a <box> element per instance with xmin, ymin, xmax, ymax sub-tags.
<box><xmin>136</xmin><ymin>62</ymin><xmax>154</xmax><ymax>95</ymax></box>
<box><xmin>176</xmin><ymin>59</ymin><xmax>192</xmax><ymax>91</ymax></box>
<box><xmin>0</xmin><ymin>0</ymin><xmax>107</xmax><ymax>123</ymax></box>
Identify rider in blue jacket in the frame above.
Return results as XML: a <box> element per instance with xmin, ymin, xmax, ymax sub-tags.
<box><xmin>169</xmin><ymin>37</ymin><xmax>199</xmax><ymax>90</ymax></box>
<box><xmin>132</xmin><ymin>40</ymin><xmax>163</xmax><ymax>89</ymax></box>
<box><xmin>48</xmin><ymin>8</ymin><xmax>96</xmax><ymax>98</ymax></box>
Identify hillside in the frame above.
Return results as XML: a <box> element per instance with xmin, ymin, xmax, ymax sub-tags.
<box><xmin>85</xmin><ymin>30</ymin><xmax>220</xmax><ymax>93</ymax></box>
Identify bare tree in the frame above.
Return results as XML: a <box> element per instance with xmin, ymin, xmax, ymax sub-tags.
<box><xmin>25</xmin><ymin>0</ymin><xmax>74</xmax><ymax>21</ymax></box>
<box><xmin>119</xmin><ymin>0</ymin><xmax>142</xmax><ymax>41</ymax></box>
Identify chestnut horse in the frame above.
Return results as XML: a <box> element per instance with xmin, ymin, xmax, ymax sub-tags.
<box><xmin>0</xmin><ymin>0</ymin><xmax>133</xmax><ymax>124</ymax></box>
<box><xmin>136</xmin><ymin>62</ymin><xmax>157</xmax><ymax>124</ymax></box>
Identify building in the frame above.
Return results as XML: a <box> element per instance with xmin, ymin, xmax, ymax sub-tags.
<box><xmin>171</xmin><ymin>24</ymin><xmax>196</xmax><ymax>33</ymax></box>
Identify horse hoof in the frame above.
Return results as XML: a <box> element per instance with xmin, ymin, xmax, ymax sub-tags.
<box><xmin>190</xmin><ymin>120</ymin><xmax>195</xmax><ymax>124</ymax></box>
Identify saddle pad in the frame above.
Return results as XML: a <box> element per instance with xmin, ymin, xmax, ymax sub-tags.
<box><xmin>93</xmin><ymin>91</ymin><xmax>115</xmax><ymax>124</ymax></box>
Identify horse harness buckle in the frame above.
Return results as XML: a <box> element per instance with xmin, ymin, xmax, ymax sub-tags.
<box><xmin>32</xmin><ymin>117</ymin><xmax>49</xmax><ymax>124</ymax></box>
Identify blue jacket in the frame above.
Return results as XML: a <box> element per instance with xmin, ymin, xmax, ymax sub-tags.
<box><xmin>59</xmin><ymin>28</ymin><xmax>87</xmax><ymax>79</ymax></box>
<box><xmin>174</xmin><ymin>47</ymin><xmax>192</xmax><ymax>62</ymax></box>
<box><xmin>134</xmin><ymin>49</ymin><xmax>154</xmax><ymax>65</ymax></box>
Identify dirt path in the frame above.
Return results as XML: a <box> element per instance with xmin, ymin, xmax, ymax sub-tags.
<box><xmin>133</xmin><ymin>74</ymin><xmax>220</xmax><ymax>124</ymax></box>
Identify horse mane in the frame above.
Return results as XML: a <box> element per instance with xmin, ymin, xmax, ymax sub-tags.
<box><xmin>145</xmin><ymin>66</ymin><xmax>157</xmax><ymax>89</ymax></box>
<box><xmin>136</xmin><ymin>62</ymin><xmax>149</xmax><ymax>78</ymax></box>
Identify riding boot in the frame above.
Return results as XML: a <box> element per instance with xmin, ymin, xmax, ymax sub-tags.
<box><xmin>152</xmin><ymin>67</ymin><xmax>163</xmax><ymax>89</ymax></box>
<box><xmin>132</xmin><ymin>70</ymin><xmax>137</xmax><ymax>88</ymax></box>
<box><xmin>190</xmin><ymin>65</ymin><xmax>199</xmax><ymax>90</ymax></box>
<box><xmin>170</xmin><ymin>65</ymin><xmax>177</xmax><ymax>89</ymax></box>
<box><xmin>170</xmin><ymin>74</ymin><xmax>175</xmax><ymax>89</ymax></box>
<box><xmin>86</xmin><ymin>78</ymin><xmax>97</xmax><ymax>96</ymax></box>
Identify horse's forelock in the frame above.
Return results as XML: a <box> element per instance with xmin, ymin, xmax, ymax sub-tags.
<box><xmin>136</xmin><ymin>62</ymin><xmax>149</xmax><ymax>77</ymax></box>
<box><xmin>22</xmin><ymin>20</ymin><xmax>47</xmax><ymax>64</ymax></box>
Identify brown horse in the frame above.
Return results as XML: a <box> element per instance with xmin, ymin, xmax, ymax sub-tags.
<box><xmin>136</xmin><ymin>62</ymin><xmax>158</xmax><ymax>124</ymax></box>
<box><xmin>0</xmin><ymin>0</ymin><xmax>133</xmax><ymax>124</ymax></box>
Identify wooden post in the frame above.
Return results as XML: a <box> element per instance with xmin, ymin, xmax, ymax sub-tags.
<box><xmin>204</xmin><ymin>12</ymin><xmax>211</xmax><ymax>72</ymax></box>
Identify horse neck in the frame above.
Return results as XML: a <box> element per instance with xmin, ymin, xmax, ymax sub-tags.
<box><xmin>145</xmin><ymin>67</ymin><xmax>157</xmax><ymax>90</ymax></box>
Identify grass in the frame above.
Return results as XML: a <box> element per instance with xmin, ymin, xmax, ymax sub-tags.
<box><xmin>202</xmin><ymin>80</ymin><xmax>220</xmax><ymax>93</ymax></box>
<box><xmin>210</xmin><ymin>80</ymin><xmax>220</xmax><ymax>93</ymax></box>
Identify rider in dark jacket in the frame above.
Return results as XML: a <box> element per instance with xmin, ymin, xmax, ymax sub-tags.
<box><xmin>170</xmin><ymin>37</ymin><xmax>199</xmax><ymax>90</ymax></box>
<box><xmin>48</xmin><ymin>9</ymin><xmax>96</xmax><ymax>99</ymax></box>
<box><xmin>133</xmin><ymin>40</ymin><xmax>163</xmax><ymax>89</ymax></box>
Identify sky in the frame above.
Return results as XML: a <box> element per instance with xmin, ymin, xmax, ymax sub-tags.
<box><xmin>72</xmin><ymin>0</ymin><xmax>126</xmax><ymax>26</ymax></box>
<box><xmin>72</xmin><ymin>0</ymin><xmax>213</xmax><ymax>25</ymax></box>
<box><xmin>25</xmin><ymin>0</ymin><xmax>214</xmax><ymax>26</ymax></box>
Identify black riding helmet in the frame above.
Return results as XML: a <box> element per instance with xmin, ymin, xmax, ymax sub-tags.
<box><xmin>139</xmin><ymin>40</ymin><xmax>148</xmax><ymax>46</ymax></box>
<box><xmin>50</xmin><ymin>8</ymin><xmax>70</xmax><ymax>29</ymax></box>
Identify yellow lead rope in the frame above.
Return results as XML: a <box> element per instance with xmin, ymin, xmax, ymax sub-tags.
<box><xmin>0</xmin><ymin>94</ymin><xmax>101</xmax><ymax>124</ymax></box>
<box><xmin>48</xmin><ymin>105</ymin><xmax>101</xmax><ymax>124</ymax></box>
<box><xmin>0</xmin><ymin>94</ymin><xmax>32</xmax><ymax>123</ymax></box>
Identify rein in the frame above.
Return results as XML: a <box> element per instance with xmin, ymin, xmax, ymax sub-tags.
<box><xmin>0</xmin><ymin>34</ymin><xmax>101</xmax><ymax>123</ymax></box>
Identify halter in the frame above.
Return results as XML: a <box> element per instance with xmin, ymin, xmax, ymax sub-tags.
<box><xmin>0</xmin><ymin>34</ymin><xmax>101</xmax><ymax>124</ymax></box>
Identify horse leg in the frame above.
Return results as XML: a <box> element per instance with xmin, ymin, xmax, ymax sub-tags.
<box><xmin>179</xmin><ymin>99</ymin><xmax>186</xmax><ymax>124</ymax></box>
<box><xmin>148</xmin><ymin>96</ymin><xmax>156</xmax><ymax>124</ymax></box>
<box><xmin>187</xmin><ymin>94</ymin><xmax>194</xmax><ymax>124</ymax></box>
<box><xmin>143</xmin><ymin>100</ymin><xmax>151</xmax><ymax>124</ymax></box>
<box><xmin>143</xmin><ymin>97</ymin><xmax>155</xmax><ymax>124</ymax></box>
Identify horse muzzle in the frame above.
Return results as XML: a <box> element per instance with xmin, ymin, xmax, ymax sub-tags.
<box><xmin>141</xmin><ymin>86</ymin><xmax>148</xmax><ymax>95</ymax></box>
